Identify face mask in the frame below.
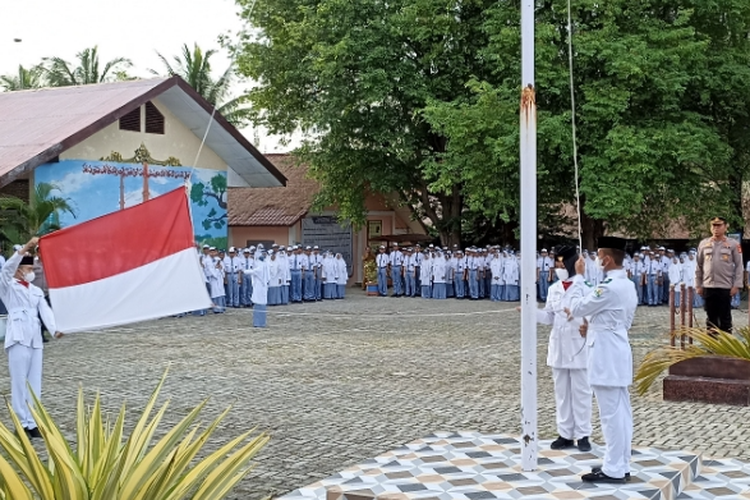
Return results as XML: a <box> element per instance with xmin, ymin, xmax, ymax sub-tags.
<box><xmin>594</xmin><ymin>256</ymin><xmax>605</xmax><ymax>271</ymax></box>
<box><xmin>554</xmin><ymin>268</ymin><xmax>569</xmax><ymax>281</ymax></box>
<box><xmin>24</xmin><ymin>272</ymin><xmax>35</xmax><ymax>283</ymax></box>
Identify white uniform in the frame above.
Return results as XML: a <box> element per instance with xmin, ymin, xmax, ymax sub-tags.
<box><xmin>567</xmin><ymin>269</ymin><xmax>638</xmax><ymax>479</ymax></box>
<box><xmin>207</xmin><ymin>257</ymin><xmax>225</xmax><ymax>299</ymax></box>
<box><xmin>2</xmin><ymin>251</ymin><xmax>57</xmax><ymax>430</ymax></box>
<box><xmin>251</xmin><ymin>259</ymin><xmax>270</xmax><ymax>305</ymax></box>
<box><xmin>536</xmin><ymin>280</ymin><xmax>592</xmax><ymax>441</ymax></box>
<box><xmin>335</xmin><ymin>257</ymin><xmax>348</xmax><ymax>286</ymax></box>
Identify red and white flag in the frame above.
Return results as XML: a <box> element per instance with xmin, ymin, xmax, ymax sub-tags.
<box><xmin>39</xmin><ymin>187</ymin><xmax>212</xmax><ymax>333</ymax></box>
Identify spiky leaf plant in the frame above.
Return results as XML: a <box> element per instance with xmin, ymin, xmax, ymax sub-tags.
<box><xmin>634</xmin><ymin>327</ymin><xmax>750</xmax><ymax>396</ymax></box>
<box><xmin>0</xmin><ymin>371</ymin><xmax>269</xmax><ymax>499</ymax></box>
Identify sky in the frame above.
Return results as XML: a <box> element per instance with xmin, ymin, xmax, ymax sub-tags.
<box><xmin>0</xmin><ymin>0</ymin><xmax>300</xmax><ymax>153</ymax></box>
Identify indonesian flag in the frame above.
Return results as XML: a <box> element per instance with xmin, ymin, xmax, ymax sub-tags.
<box><xmin>39</xmin><ymin>187</ymin><xmax>212</xmax><ymax>333</ymax></box>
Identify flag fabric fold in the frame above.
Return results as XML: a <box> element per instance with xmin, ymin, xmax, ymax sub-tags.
<box><xmin>39</xmin><ymin>187</ymin><xmax>212</xmax><ymax>333</ymax></box>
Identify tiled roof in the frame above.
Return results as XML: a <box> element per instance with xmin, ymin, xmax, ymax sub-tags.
<box><xmin>228</xmin><ymin>154</ymin><xmax>319</xmax><ymax>226</ymax></box>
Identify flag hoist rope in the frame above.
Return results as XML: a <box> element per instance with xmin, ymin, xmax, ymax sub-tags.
<box><xmin>567</xmin><ymin>0</ymin><xmax>584</xmax><ymax>252</ymax></box>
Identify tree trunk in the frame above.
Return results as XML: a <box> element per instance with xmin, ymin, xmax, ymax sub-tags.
<box><xmin>580</xmin><ymin>210</ymin><xmax>605</xmax><ymax>250</ymax></box>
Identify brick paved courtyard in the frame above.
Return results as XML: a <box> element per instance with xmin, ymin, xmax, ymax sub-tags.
<box><xmin>1</xmin><ymin>291</ymin><xmax>749</xmax><ymax>499</ymax></box>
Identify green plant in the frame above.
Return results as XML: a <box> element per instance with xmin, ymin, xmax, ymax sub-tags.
<box><xmin>634</xmin><ymin>327</ymin><xmax>750</xmax><ymax>395</ymax></box>
<box><xmin>0</xmin><ymin>182</ymin><xmax>76</xmax><ymax>244</ymax></box>
<box><xmin>0</xmin><ymin>372</ymin><xmax>269</xmax><ymax>499</ymax></box>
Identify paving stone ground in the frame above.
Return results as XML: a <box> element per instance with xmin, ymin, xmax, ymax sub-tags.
<box><xmin>1</xmin><ymin>291</ymin><xmax>749</xmax><ymax>499</ymax></box>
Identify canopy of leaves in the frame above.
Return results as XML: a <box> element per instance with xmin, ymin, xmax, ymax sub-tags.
<box><xmin>0</xmin><ymin>182</ymin><xmax>76</xmax><ymax>244</ymax></box>
<box><xmin>233</xmin><ymin>0</ymin><xmax>750</xmax><ymax>244</ymax></box>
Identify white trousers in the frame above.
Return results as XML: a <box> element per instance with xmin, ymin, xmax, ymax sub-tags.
<box><xmin>592</xmin><ymin>385</ymin><xmax>632</xmax><ymax>478</ymax></box>
<box><xmin>552</xmin><ymin>368</ymin><xmax>592</xmax><ymax>439</ymax></box>
<box><xmin>7</xmin><ymin>344</ymin><xmax>43</xmax><ymax>429</ymax></box>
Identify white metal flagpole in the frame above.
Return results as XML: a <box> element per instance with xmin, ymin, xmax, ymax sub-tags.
<box><xmin>519</xmin><ymin>0</ymin><xmax>538</xmax><ymax>471</ymax></box>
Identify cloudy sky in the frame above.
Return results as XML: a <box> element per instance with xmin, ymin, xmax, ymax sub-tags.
<box><xmin>0</xmin><ymin>0</ymin><xmax>300</xmax><ymax>152</ymax></box>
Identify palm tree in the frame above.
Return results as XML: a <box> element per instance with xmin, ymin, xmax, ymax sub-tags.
<box><xmin>150</xmin><ymin>43</ymin><xmax>250</xmax><ymax>127</ymax></box>
<box><xmin>42</xmin><ymin>46</ymin><xmax>132</xmax><ymax>86</ymax></box>
<box><xmin>0</xmin><ymin>182</ymin><xmax>76</xmax><ymax>244</ymax></box>
<box><xmin>0</xmin><ymin>64</ymin><xmax>44</xmax><ymax>91</ymax></box>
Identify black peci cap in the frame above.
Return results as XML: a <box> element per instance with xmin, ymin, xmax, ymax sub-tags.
<box><xmin>597</xmin><ymin>237</ymin><xmax>627</xmax><ymax>252</ymax></box>
<box><xmin>20</xmin><ymin>256</ymin><xmax>34</xmax><ymax>266</ymax></box>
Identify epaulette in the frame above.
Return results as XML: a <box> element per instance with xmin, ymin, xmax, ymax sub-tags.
<box><xmin>584</xmin><ymin>280</ymin><xmax>593</xmax><ymax>287</ymax></box>
<box><xmin>603</xmin><ymin>278</ymin><xmax>613</xmax><ymax>284</ymax></box>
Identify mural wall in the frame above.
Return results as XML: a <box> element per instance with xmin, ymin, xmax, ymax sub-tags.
<box><xmin>34</xmin><ymin>159</ymin><xmax>228</xmax><ymax>249</ymax></box>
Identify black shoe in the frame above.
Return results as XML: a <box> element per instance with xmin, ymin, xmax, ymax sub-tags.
<box><xmin>550</xmin><ymin>436</ymin><xmax>575</xmax><ymax>450</ymax></box>
<box><xmin>582</xmin><ymin>470</ymin><xmax>626</xmax><ymax>483</ymax></box>
<box><xmin>25</xmin><ymin>427</ymin><xmax>42</xmax><ymax>439</ymax></box>
<box><xmin>577</xmin><ymin>436</ymin><xmax>591</xmax><ymax>452</ymax></box>
<box><xmin>591</xmin><ymin>467</ymin><xmax>630</xmax><ymax>479</ymax></box>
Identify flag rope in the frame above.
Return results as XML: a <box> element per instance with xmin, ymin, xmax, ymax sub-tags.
<box><xmin>567</xmin><ymin>0</ymin><xmax>583</xmax><ymax>252</ymax></box>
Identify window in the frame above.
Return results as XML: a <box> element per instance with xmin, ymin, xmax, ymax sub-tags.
<box><xmin>145</xmin><ymin>102</ymin><xmax>165</xmax><ymax>134</ymax></box>
<box><xmin>119</xmin><ymin>107</ymin><xmax>141</xmax><ymax>132</ymax></box>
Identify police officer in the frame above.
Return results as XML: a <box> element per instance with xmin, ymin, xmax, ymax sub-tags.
<box><xmin>696</xmin><ymin>216</ymin><xmax>743</xmax><ymax>332</ymax></box>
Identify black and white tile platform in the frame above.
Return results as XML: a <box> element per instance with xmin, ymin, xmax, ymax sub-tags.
<box><xmin>279</xmin><ymin>432</ymin><xmax>750</xmax><ymax>500</ymax></box>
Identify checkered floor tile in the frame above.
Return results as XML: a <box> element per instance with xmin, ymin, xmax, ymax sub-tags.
<box><xmin>278</xmin><ymin>432</ymin><xmax>706</xmax><ymax>500</ymax></box>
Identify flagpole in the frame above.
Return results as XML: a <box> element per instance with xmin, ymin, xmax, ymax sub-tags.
<box><xmin>519</xmin><ymin>0</ymin><xmax>538</xmax><ymax>471</ymax></box>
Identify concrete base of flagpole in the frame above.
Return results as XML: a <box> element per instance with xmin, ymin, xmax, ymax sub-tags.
<box><xmin>275</xmin><ymin>431</ymin><xmax>730</xmax><ymax>500</ymax></box>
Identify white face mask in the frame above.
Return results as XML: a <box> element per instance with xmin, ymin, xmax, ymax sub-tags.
<box><xmin>594</xmin><ymin>256</ymin><xmax>605</xmax><ymax>271</ymax></box>
<box><xmin>23</xmin><ymin>272</ymin><xmax>35</xmax><ymax>283</ymax></box>
<box><xmin>554</xmin><ymin>268</ymin><xmax>569</xmax><ymax>281</ymax></box>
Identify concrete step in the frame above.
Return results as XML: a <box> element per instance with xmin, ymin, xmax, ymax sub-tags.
<box><xmin>279</xmin><ymin>432</ymin><xmax>704</xmax><ymax>500</ymax></box>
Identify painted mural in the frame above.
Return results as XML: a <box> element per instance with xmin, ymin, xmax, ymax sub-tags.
<box><xmin>34</xmin><ymin>159</ymin><xmax>228</xmax><ymax>248</ymax></box>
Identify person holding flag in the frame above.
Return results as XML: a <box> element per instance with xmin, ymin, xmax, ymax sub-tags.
<box><xmin>2</xmin><ymin>237</ymin><xmax>63</xmax><ymax>439</ymax></box>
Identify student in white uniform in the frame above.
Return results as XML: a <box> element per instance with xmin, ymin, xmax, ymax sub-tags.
<box><xmin>668</xmin><ymin>255</ymin><xmax>683</xmax><ymax>308</ymax></box>
<box><xmin>250</xmin><ymin>251</ymin><xmax>270</xmax><ymax>327</ymax></box>
<box><xmin>207</xmin><ymin>247</ymin><xmax>226</xmax><ymax>313</ymax></box>
<box><xmin>321</xmin><ymin>251</ymin><xmax>338</xmax><ymax>299</ymax></box>
<box><xmin>566</xmin><ymin>237</ymin><xmax>638</xmax><ymax>483</ymax></box>
<box><xmin>267</xmin><ymin>250</ymin><xmax>283</xmax><ymax>305</ymax></box>
<box><xmin>335</xmin><ymin>253</ymin><xmax>348</xmax><ymax>298</ymax></box>
<box><xmin>420</xmin><ymin>252</ymin><xmax>432</xmax><ymax>298</ymax></box>
<box><xmin>431</xmin><ymin>250</ymin><xmax>447</xmax><ymax>299</ymax></box>
<box><xmin>240</xmin><ymin>248</ymin><xmax>254</xmax><ymax>307</ymax></box>
<box><xmin>532</xmin><ymin>246</ymin><xmax>592</xmax><ymax>452</ymax></box>
<box><xmin>224</xmin><ymin>248</ymin><xmax>242</xmax><ymax>308</ymax></box>
<box><xmin>3</xmin><ymin>237</ymin><xmax>62</xmax><ymax>439</ymax></box>
<box><xmin>489</xmin><ymin>251</ymin><xmax>504</xmax><ymax>302</ymax></box>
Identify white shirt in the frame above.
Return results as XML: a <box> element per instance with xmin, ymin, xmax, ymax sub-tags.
<box><xmin>536</xmin><ymin>280</ymin><xmax>587</xmax><ymax>369</ymax></box>
<box><xmin>376</xmin><ymin>252</ymin><xmax>389</xmax><ymax>268</ymax></box>
<box><xmin>567</xmin><ymin>269</ymin><xmax>638</xmax><ymax>387</ymax></box>
<box><xmin>1</xmin><ymin>251</ymin><xmax>56</xmax><ymax>349</ymax></box>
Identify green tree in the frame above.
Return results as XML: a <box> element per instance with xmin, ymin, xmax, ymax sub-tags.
<box><xmin>424</xmin><ymin>0</ymin><xmax>744</xmax><ymax>247</ymax></box>
<box><xmin>234</xmin><ymin>0</ymin><xmax>750</xmax><ymax>246</ymax></box>
<box><xmin>0</xmin><ymin>64</ymin><xmax>44</xmax><ymax>91</ymax></box>
<box><xmin>233</xmin><ymin>0</ymin><xmax>496</xmax><ymax>245</ymax></box>
<box><xmin>150</xmin><ymin>43</ymin><xmax>250</xmax><ymax>127</ymax></box>
<box><xmin>0</xmin><ymin>182</ymin><xmax>76</xmax><ymax>243</ymax></box>
<box><xmin>42</xmin><ymin>46</ymin><xmax>132</xmax><ymax>86</ymax></box>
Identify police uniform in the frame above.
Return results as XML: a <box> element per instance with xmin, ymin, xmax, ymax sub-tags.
<box><xmin>567</xmin><ymin>237</ymin><xmax>638</xmax><ymax>483</ymax></box>
<box><xmin>696</xmin><ymin>217</ymin><xmax>743</xmax><ymax>332</ymax></box>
